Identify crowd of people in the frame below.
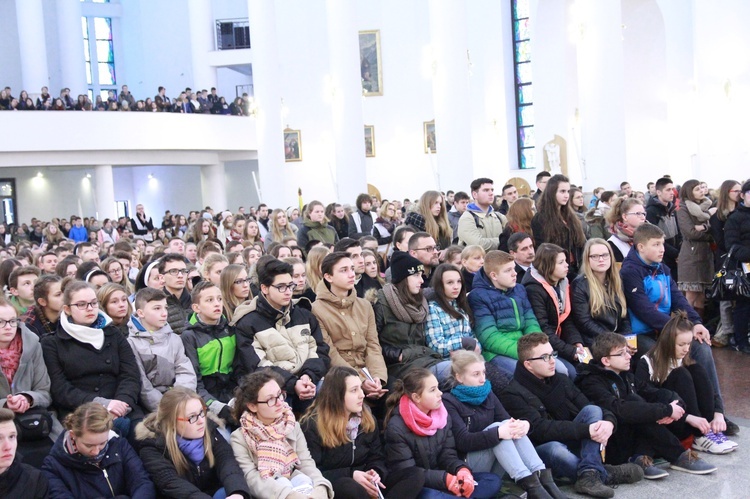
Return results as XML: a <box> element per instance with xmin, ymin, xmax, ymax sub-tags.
<box><xmin>0</xmin><ymin>172</ymin><xmax>747</xmax><ymax>499</ymax></box>
<box><xmin>0</xmin><ymin>84</ymin><xmax>253</xmax><ymax>115</ymax></box>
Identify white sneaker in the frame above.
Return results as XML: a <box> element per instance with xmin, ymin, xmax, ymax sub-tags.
<box><xmin>715</xmin><ymin>432</ymin><xmax>738</xmax><ymax>449</ymax></box>
<box><xmin>692</xmin><ymin>432</ymin><xmax>736</xmax><ymax>454</ymax></box>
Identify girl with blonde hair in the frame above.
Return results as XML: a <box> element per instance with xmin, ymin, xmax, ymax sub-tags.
<box><xmin>220</xmin><ymin>264</ymin><xmax>251</xmax><ymax>322</ymax></box>
<box><xmin>305</xmin><ymin>245</ymin><xmax>330</xmax><ymax>293</ymax></box>
<box><xmin>264</xmin><ymin>209</ymin><xmax>298</xmax><ymax>250</ymax></box>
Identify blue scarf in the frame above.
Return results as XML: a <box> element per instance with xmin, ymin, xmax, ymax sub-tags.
<box><xmin>177</xmin><ymin>435</ymin><xmax>205</xmax><ymax>465</ymax></box>
<box><xmin>451</xmin><ymin>380</ymin><xmax>492</xmax><ymax>406</ymax></box>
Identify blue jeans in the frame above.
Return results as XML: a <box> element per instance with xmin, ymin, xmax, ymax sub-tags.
<box><xmin>490</xmin><ymin>354</ymin><xmax>575</xmax><ymax>380</ymax></box>
<box><xmin>556</xmin><ymin>357</ymin><xmax>578</xmax><ymax>381</ymax></box>
<box><xmin>534</xmin><ymin>405</ymin><xmax>607</xmax><ymax>482</ymax></box>
<box><xmin>213</xmin><ymin>487</ymin><xmax>227</xmax><ymax>499</ymax></box>
<box><xmin>467</xmin><ymin>422</ymin><xmax>546</xmax><ymax>481</ymax></box>
<box><xmin>430</xmin><ymin>360</ymin><xmax>453</xmax><ymax>383</ymax></box>
<box><xmin>418</xmin><ymin>472</ymin><xmax>501</xmax><ymax>499</ymax></box>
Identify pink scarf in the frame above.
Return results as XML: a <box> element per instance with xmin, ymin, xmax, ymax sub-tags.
<box><xmin>399</xmin><ymin>395</ymin><xmax>448</xmax><ymax>436</ymax></box>
<box><xmin>0</xmin><ymin>334</ymin><xmax>22</xmax><ymax>385</ymax></box>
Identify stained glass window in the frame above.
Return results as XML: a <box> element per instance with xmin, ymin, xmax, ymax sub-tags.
<box><xmin>82</xmin><ymin>16</ymin><xmax>116</xmax><ymax>97</ymax></box>
<box><xmin>512</xmin><ymin>0</ymin><xmax>534</xmax><ymax>169</ymax></box>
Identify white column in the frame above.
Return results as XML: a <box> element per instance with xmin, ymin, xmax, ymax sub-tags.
<box><xmin>247</xmin><ymin>0</ymin><xmax>293</xmax><ymax>207</ymax></box>
<box><xmin>94</xmin><ymin>165</ymin><xmax>117</xmax><ymax>220</ymax></box>
<box><xmin>57</xmin><ymin>0</ymin><xmax>88</xmax><ymax>96</ymax></box>
<box><xmin>429</xmin><ymin>0</ymin><xmax>473</xmax><ymax>193</ymax></box>
<box><xmin>326</xmin><ymin>0</ymin><xmax>368</xmax><ymax>200</ymax></box>
<box><xmin>15</xmin><ymin>0</ymin><xmax>49</xmax><ymax>92</ymax></box>
<box><xmin>575</xmin><ymin>0</ymin><xmax>627</xmax><ymax>188</ymax></box>
<box><xmin>188</xmin><ymin>0</ymin><xmax>218</xmax><ymax>90</ymax></box>
<box><xmin>201</xmin><ymin>163</ymin><xmax>228</xmax><ymax>212</ymax></box>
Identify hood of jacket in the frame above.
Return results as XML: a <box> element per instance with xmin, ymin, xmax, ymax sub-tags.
<box><xmin>622</xmin><ymin>245</ymin><xmax>663</xmax><ymax>275</ymax></box>
<box><xmin>127</xmin><ymin>315</ymin><xmax>173</xmax><ymax>341</ymax></box>
<box><xmin>230</xmin><ymin>293</ymin><xmax>312</xmax><ymax>326</ymax></box>
<box><xmin>471</xmin><ymin>267</ymin><xmax>522</xmax><ymax>297</ymax></box>
<box><xmin>135</xmin><ymin>411</ymin><xmax>223</xmax><ymax>443</ymax></box>
<box><xmin>49</xmin><ymin>430</ymin><xmax>120</xmax><ymax>471</ymax></box>
<box><xmin>314</xmin><ymin>280</ymin><xmax>356</xmax><ymax>310</ymax></box>
<box><xmin>185</xmin><ymin>315</ymin><xmax>229</xmax><ymax>337</ymax></box>
<box><xmin>646</xmin><ymin>195</ymin><xmax>674</xmax><ymax>216</ymax></box>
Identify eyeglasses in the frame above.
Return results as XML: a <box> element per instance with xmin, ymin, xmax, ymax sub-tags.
<box><xmin>71</xmin><ymin>300</ymin><xmax>99</xmax><ymax>310</ymax></box>
<box><xmin>606</xmin><ymin>349</ymin><xmax>632</xmax><ymax>358</ymax></box>
<box><xmin>626</xmin><ymin>212</ymin><xmax>647</xmax><ymax>217</ymax></box>
<box><xmin>588</xmin><ymin>253</ymin><xmax>611</xmax><ymax>261</ymax></box>
<box><xmin>270</xmin><ymin>283</ymin><xmax>297</xmax><ymax>293</ymax></box>
<box><xmin>527</xmin><ymin>351</ymin><xmax>558</xmax><ymax>363</ymax></box>
<box><xmin>165</xmin><ymin>268</ymin><xmax>189</xmax><ymax>276</ymax></box>
<box><xmin>0</xmin><ymin>319</ymin><xmax>18</xmax><ymax>329</ymax></box>
<box><xmin>233</xmin><ymin>277</ymin><xmax>251</xmax><ymax>286</ymax></box>
<box><xmin>177</xmin><ymin>409</ymin><xmax>206</xmax><ymax>425</ymax></box>
<box><xmin>415</xmin><ymin>245</ymin><xmax>440</xmax><ymax>253</ymax></box>
<box><xmin>257</xmin><ymin>392</ymin><xmax>287</xmax><ymax>407</ymax></box>
<box><xmin>729</xmin><ymin>189</ymin><xmax>742</xmax><ymax>194</ymax></box>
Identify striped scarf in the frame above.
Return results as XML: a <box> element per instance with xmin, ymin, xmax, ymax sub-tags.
<box><xmin>240</xmin><ymin>404</ymin><xmax>300</xmax><ymax>479</ymax></box>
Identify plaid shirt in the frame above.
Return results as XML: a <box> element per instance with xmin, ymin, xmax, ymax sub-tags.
<box><xmin>425</xmin><ymin>299</ymin><xmax>475</xmax><ymax>358</ymax></box>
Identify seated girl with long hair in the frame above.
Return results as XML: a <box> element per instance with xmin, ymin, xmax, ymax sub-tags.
<box><xmin>442</xmin><ymin>351</ymin><xmax>566</xmax><ymax>499</ymax></box>
<box><xmin>136</xmin><ymin>387</ymin><xmax>251</xmax><ymax>498</ymax></box>
<box><xmin>425</xmin><ymin>263</ymin><xmax>478</xmax><ymax>359</ymax></box>
<box><xmin>384</xmin><ymin>368</ymin><xmax>501</xmax><ymax>499</ymax></box>
<box><xmin>300</xmin><ymin>366</ymin><xmax>423</xmax><ymax>499</ymax></box>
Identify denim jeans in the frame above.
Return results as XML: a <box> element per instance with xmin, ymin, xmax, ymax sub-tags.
<box><xmin>418</xmin><ymin>472</ymin><xmax>501</xmax><ymax>499</ymax></box>
<box><xmin>490</xmin><ymin>355</ymin><xmax>575</xmax><ymax>380</ymax></box>
<box><xmin>212</xmin><ymin>487</ymin><xmax>227</xmax><ymax>499</ymax></box>
<box><xmin>534</xmin><ymin>405</ymin><xmax>607</xmax><ymax>482</ymax></box>
<box><xmin>431</xmin><ymin>360</ymin><xmax>453</xmax><ymax>382</ymax></box>
<box><xmin>466</xmin><ymin>422</ymin><xmax>546</xmax><ymax>481</ymax></box>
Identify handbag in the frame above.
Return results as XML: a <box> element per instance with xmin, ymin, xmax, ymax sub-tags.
<box><xmin>14</xmin><ymin>407</ymin><xmax>53</xmax><ymax>441</ymax></box>
<box><xmin>709</xmin><ymin>246</ymin><xmax>750</xmax><ymax>301</ymax></box>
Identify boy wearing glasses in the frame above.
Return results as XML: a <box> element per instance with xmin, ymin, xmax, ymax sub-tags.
<box><xmin>501</xmin><ymin>333</ymin><xmax>643</xmax><ymax>498</ymax></box>
<box><xmin>230</xmin><ymin>258</ymin><xmax>330</xmax><ymax>412</ymax></box>
<box><xmin>127</xmin><ymin>288</ymin><xmax>196</xmax><ymax>412</ymax></box>
<box><xmin>576</xmin><ymin>332</ymin><xmax>715</xmax><ymax>478</ymax></box>
<box><xmin>159</xmin><ymin>253</ymin><xmax>192</xmax><ymax>335</ymax></box>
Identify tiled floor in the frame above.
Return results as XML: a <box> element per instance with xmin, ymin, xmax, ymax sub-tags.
<box><xmin>714</xmin><ymin>346</ymin><xmax>750</xmax><ymax>420</ymax></box>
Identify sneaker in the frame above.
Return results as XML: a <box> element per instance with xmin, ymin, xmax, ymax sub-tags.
<box><xmin>725</xmin><ymin>419</ymin><xmax>740</xmax><ymax>436</ymax></box>
<box><xmin>631</xmin><ymin>455</ymin><xmax>669</xmax><ymax>480</ymax></box>
<box><xmin>714</xmin><ymin>431</ymin><xmax>738</xmax><ymax>449</ymax></box>
<box><xmin>603</xmin><ymin>463</ymin><xmax>644</xmax><ymax>485</ymax></box>
<box><xmin>574</xmin><ymin>470</ymin><xmax>614</xmax><ymax>498</ymax></box>
<box><xmin>693</xmin><ymin>431</ymin><xmax>735</xmax><ymax>454</ymax></box>
<box><xmin>670</xmin><ymin>449</ymin><xmax>717</xmax><ymax>474</ymax></box>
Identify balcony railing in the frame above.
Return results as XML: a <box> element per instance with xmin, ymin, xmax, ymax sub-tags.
<box><xmin>216</xmin><ymin>18</ymin><xmax>251</xmax><ymax>50</ymax></box>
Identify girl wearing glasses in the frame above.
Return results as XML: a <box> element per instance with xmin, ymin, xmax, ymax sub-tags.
<box><xmin>101</xmin><ymin>256</ymin><xmax>135</xmax><ymax>295</ymax></box>
<box><xmin>571</xmin><ymin>239</ymin><xmax>631</xmax><ymax>347</ymax></box>
<box><xmin>230</xmin><ymin>370</ymin><xmax>333</xmax><ymax>499</ymax></box>
<box><xmin>41</xmin><ymin>280</ymin><xmax>143</xmax><ymax>434</ymax></box>
<box><xmin>42</xmin><ymin>402</ymin><xmax>155</xmax><ymax>498</ymax></box>
<box><xmin>605</xmin><ymin>198</ymin><xmax>647</xmax><ymax>263</ymax></box>
<box><xmin>136</xmin><ymin>387</ymin><xmax>251</xmax><ymax>499</ymax></box>
<box><xmin>220</xmin><ymin>264</ymin><xmax>252</xmax><ymax>322</ymax></box>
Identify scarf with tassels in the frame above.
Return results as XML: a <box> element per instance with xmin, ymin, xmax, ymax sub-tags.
<box><xmin>399</xmin><ymin>395</ymin><xmax>448</xmax><ymax>436</ymax></box>
<box><xmin>240</xmin><ymin>404</ymin><xmax>300</xmax><ymax>479</ymax></box>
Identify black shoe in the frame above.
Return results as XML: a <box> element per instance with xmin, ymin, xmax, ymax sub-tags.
<box><xmin>733</xmin><ymin>344</ymin><xmax>750</xmax><ymax>355</ymax></box>
<box><xmin>517</xmin><ymin>473</ymin><xmax>553</xmax><ymax>499</ymax></box>
<box><xmin>536</xmin><ymin>469</ymin><xmax>569</xmax><ymax>499</ymax></box>
<box><xmin>725</xmin><ymin>418</ymin><xmax>741</xmax><ymax>436</ymax></box>
<box><xmin>574</xmin><ymin>470</ymin><xmax>614</xmax><ymax>498</ymax></box>
<box><xmin>603</xmin><ymin>463</ymin><xmax>644</xmax><ymax>485</ymax></box>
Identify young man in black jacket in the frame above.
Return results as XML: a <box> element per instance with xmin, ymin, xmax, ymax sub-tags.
<box><xmin>576</xmin><ymin>333</ymin><xmax>716</xmax><ymax>478</ymax></box>
<box><xmin>500</xmin><ymin>333</ymin><xmax>643</xmax><ymax>498</ymax></box>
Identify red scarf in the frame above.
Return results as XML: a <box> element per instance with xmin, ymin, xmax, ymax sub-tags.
<box><xmin>0</xmin><ymin>334</ymin><xmax>22</xmax><ymax>384</ymax></box>
<box><xmin>399</xmin><ymin>395</ymin><xmax>448</xmax><ymax>436</ymax></box>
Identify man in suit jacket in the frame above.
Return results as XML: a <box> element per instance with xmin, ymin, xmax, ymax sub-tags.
<box><xmin>508</xmin><ymin>232</ymin><xmax>534</xmax><ymax>283</ymax></box>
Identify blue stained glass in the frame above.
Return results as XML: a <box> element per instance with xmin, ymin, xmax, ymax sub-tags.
<box><xmin>515</xmin><ymin>40</ymin><xmax>531</xmax><ymax>63</ymax></box>
<box><xmin>520</xmin><ymin>148</ymin><xmax>535</xmax><ymax>170</ymax></box>
<box><xmin>98</xmin><ymin>63</ymin><xmax>115</xmax><ymax>85</ymax></box>
<box><xmin>516</xmin><ymin>62</ymin><xmax>532</xmax><ymax>84</ymax></box>
<box><xmin>519</xmin><ymin>126</ymin><xmax>535</xmax><ymax>148</ymax></box>
<box><xmin>519</xmin><ymin>105</ymin><xmax>534</xmax><ymax>127</ymax></box>
<box><xmin>514</xmin><ymin>0</ymin><xmax>530</xmax><ymax>20</ymax></box>
<box><xmin>94</xmin><ymin>17</ymin><xmax>112</xmax><ymax>40</ymax></box>
<box><xmin>518</xmin><ymin>84</ymin><xmax>533</xmax><ymax>104</ymax></box>
<box><xmin>96</xmin><ymin>40</ymin><xmax>113</xmax><ymax>62</ymax></box>
<box><xmin>514</xmin><ymin>19</ymin><xmax>530</xmax><ymax>41</ymax></box>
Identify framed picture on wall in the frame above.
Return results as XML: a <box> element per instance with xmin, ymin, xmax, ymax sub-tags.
<box><xmin>424</xmin><ymin>120</ymin><xmax>436</xmax><ymax>154</ymax></box>
<box><xmin>359</xmin><ymin>30</ymin><xmax>383</xmax><ymax>96</ymax></box>
<box><xmin>364</xmin><ymin>125</ymin><xmax>375</xmax><ymax>157</ymax></box>
<box><xmin>284</xmin><ymin>128</ymin><xmax>302</xmax><ymax>162</ymax></box>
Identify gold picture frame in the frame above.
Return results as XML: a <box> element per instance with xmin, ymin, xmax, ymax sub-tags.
<box><xmin>359</xmin><ymin>30</ymin><xmax>383</xmax><ymax>96</ymax></box>
<box><xmin>284</xmin><ymin>128</ymin><xmax>302</xmax><ymax>162</ymax></box>
<box><xmin>364</xmin><ymin>125</ymin><xmax>375</xmax><ymax>157</ymax></box>
<box><xmin>424</xmin><ymin>120</ymin><xmax>436</xmax><ymax>154</ymax></box>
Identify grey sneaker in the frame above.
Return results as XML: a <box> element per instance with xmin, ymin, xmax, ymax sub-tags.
<box><xmin>603</xmin><ymin>463</ymin><xmax>644</xmax><ymax>485</ymax></box>
<box><xmin>670</xmin><ymin>449</ymin><xmax>717</xmax><ymax>475</ymax></box>
<box><xmin>631</xmin><ymin>455</ymin><xmax>669</xmax><ymax>480</ymax></box>
<box><xmin>574</xmin><ymin>470</ymin><xmax>614</xmax><ymax>498</ymax></box>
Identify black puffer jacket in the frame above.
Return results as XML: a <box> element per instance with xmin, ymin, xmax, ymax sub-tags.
<box><xmin>165</xmin><ymin>288</ymin><xmax>192</xmax><ymax>335</ymax></box>
<box><xmin>570</xmin><ymin>275</ymin><xmax>631</xmax><ymax>347</ymax></box>
<box><xmin>300</xmin><ymin>415</ymin><xmax>387</xmax><ymax>482</ymax></box>
<box><xmin>442</xmin><ymin>391</ymin><xmax>511</xmax><ymax>459</ymax></box>
<box><xmin>724</xmin><ymin>203</ymin><xmax>750</xmax><ymax>263</ymax></box>
<box><xmin>0</xmin><ymin>456</ymin><xmax>48</xmax><ymax>498</ymax></box>
<box><xmin>385</xmin><ymin>404</ymin><xmax>467</xmax><ymax>491</ymax></box>
<box><xmin>135</xmin><ymin>415</ymin><xmax>251</xmax><ymax>499</ymax></box>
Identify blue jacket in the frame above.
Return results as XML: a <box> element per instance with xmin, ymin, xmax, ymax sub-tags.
<box><xmin>619</xmin><ymin>249</ymin><xmax>701</xmax><ymax>334</ymax></box>
<box><xmin>468</xmin><ymin>268</ymin><xmax>540</xmax><ymax>361</ymax></box>
<box><xmin>42</xmin><ymin>431</ymin><xmax>155</xmax><ymax>499</ymax></box>
<box><xmin>68</xmin><ymin>225</ymin><xmax>88</xmax><ymax>243</ymax></box>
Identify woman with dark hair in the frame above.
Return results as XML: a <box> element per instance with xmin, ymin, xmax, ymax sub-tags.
<box><xmin>425</xmin><ymin>263</ymin><xmax>478</xmax><ymax>360</ymax></box>
<box><xmin>0</xmin><ymin>259</ymin><xmax>21</xmax><ymax>293</ymax></box>
<box><xmin>531</xmin><ymin>174</ymin><xmax>586</xmax><ymax>280</ymax></box>
<box><xmin>676</xmin><ymin>179</ymin><xmax>715</xmax><ymax>317</ymax></box>
<box><xmin>326</xmin><ymin>203</ymin><xmax>350</xmax><ymax>241</ymax></box>
<box><xmin>22</xmin><ymin>275</ymin><xmax>64</xmax><ymax>338</ymax></box>
<box><xmin>54</xmin><ymin>257</ymin><xmax>79</xmax><ymax>279</ymax></box>
<box><xmin>301</xmin><ymin>366</ymin><xmax>422</xmax><ymax>499</ymax></box>
<box><xmin>522</xmin><ymin>243</ymin><xmax>584</xmax><ymax>379</ymax></box>
<box><xmin>498</xmin><ymin>198</ymin><xmax>535</xmax><ymax>252</ymax></box>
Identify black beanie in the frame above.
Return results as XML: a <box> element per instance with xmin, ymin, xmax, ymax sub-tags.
<box><xmin>390</xmin><ymin>251</ymin><xmax>424</xmax><ymax>284</ymax></box>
